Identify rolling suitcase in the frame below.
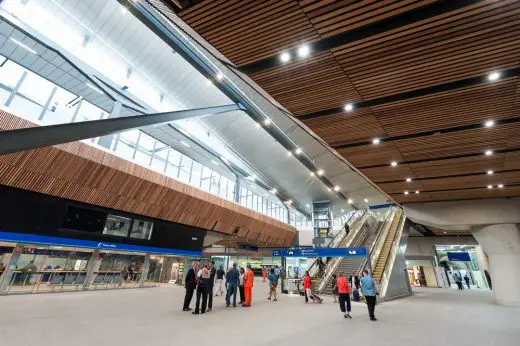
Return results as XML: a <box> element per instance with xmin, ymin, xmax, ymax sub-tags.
<box><xmin>352</xmin><ymin>288</ymin><xmax>360</xmax><ymax>302</ymax></box>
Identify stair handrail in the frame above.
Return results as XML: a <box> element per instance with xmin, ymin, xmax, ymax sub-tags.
<box><xmin>307</xmin><ymin>209</ymin><xmax>365</xmax><ymax>279</ymax></box>
<box><xmin>316</xmin><ymin>212</ymin><xmax>372</xmax><ymax>292</ymax></box>
<box><xmin>379</xmin><ymin>214</ymin><xmax>407</xmax><ymax>298</ymax></box>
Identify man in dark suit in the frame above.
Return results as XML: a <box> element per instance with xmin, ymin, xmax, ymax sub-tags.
<box><xmin>349</xmin><ymin>272</ymin><xmax>360</xmax><ymax>290</ymax></box>
<box><xmin>183</xmin><ymin>261</ymin><xmax>199</xmax><ymax>311</ymax></box>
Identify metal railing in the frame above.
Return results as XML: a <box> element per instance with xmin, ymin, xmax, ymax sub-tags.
<box><xmin>362</xmin><ymin>208</ymin><xmax>397</xmax><ymax>276</ymax></box>
<box><xmin>379</xmin><ymin>214</ymin><xmax>407</xmax><ymax>298</ymax></box>
<box><xmin>316</xmin><ymin>212</ymin><xmax>372</xmax><ymax>292</ymax></box>
<box><xmin>307</xmin><ymin>210</ymin><xmax>366</xmax><ymax>279</ymax></box>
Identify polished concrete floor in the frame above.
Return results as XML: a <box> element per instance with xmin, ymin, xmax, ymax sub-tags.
<box><xmin>1</xmin><ymin>282</ymin><xmax>518</xmax><ymax>346</ymax></box>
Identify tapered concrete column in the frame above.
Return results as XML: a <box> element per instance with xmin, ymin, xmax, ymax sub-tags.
<box><xmin>472</xmin><ymin>224</ymin><xmax>520</xmax><ymax>307</ymax></box>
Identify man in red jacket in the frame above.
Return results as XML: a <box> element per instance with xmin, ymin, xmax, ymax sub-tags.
<box><xmin>337</xmin><ymin>271</ymin><xmax>352</xmax><ymax>319</ymax></box>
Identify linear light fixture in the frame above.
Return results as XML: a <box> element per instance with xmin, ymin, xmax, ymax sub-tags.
<box><xmin>10</xmin><ymin>37</ymin><xmax>37</xmax><ymax>54</ymax></box>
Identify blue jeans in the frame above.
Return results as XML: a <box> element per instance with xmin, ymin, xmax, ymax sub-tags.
<box><xmin>226</xmin><ymin>283</ymin><xmax>237</xmax><ymax>306</ymax></box>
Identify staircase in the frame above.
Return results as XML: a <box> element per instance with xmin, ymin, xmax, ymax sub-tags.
<box><xmin>372</xmin><ymin>210</ymin><xmax>402</xmax><ymax>283</ymax></box>
<box><xmin>320</xmin><ymin>257</ymin><xmax>365</xmax><ymax>294</ymax></box>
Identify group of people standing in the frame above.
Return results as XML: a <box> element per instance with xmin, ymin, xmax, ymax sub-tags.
<box><xmin>182</xmin><ymin>261</ymin><xmax>255</xmax><ymax>314</ymax></box>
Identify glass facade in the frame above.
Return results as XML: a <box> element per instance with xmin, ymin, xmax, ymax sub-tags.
<box><xmin>0</xmin><ymin>55</ymin><xmax>307</xmax><ymax>225</ymax></box>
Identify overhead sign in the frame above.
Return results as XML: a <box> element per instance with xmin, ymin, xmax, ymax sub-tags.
<box><xmin>447</xmin><ymin>252</ymin><xmax>471</xmax><ymax>262</ymax></box>
<box><xmin>272</xmin><ymin>247</ymin><xmax>367</xmax><ymax>258</ymax></box>
<box><xmin>0</xmin><ymin>231</ymin><xmax>201</xmax><ymax>257</ymax></box>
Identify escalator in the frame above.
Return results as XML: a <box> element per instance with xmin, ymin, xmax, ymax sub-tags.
<box><xmin>371</xmin><ymin>210</ymin><xmax>403</xmax><ymax>283</ymax></box>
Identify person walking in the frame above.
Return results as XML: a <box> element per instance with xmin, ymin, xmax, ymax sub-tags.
<box><xmin>345</xmin><ymin>222</ymin><xmax>350</xmax><ymax>237</ymax></box>
<box><xmin>455</xmin><ymin>273</ymin><xmax>464</xmax><ymax>290</ymax></box>
<box><xmin>207</xmin><ymin>261</ymin><xmax>216</xmax><ymax>312</ymax></box>
<box><xmin>349</xmin><ymin>272</ymin><xmax>360</xmax><ymax>290</ymax></box>
<box><xmin>337</xmin><ymin>271</ymin><xmax>352</xmax><ymax>319</ymax></box>
<box><xmin>193</xmin><ymin>264</ymin><xmax>211</xmax><ymax>315</ymax></box>
<box><xmin>464</xmin><ymin>274</ymin><xmax>471</xmax><ymax>289</ymax></box>
<box><xmin>360</xmin><ymin>270</ymin><xmax>378</xmax><ymax>321</ymax></box>
<box><xmin>182</xmin><ymin>261</ymin><xmax>199</xmax><ymax>311</ymax></box>
<box><xmin>225</xmin><ymin>263</ymin><xmax>240</xmax><ymax>307</ymax></box>
<box><xmin>243</xmin><ymin>264</ymin><xmax>255</xmax><ymax>307</ymax></box>
<box><xmin>303</xmin><ymin>271</ymin><xmax>312</xmax><ymax>303</ymax></box>
<box><xmin>267</xmin><ymin>268</ymin><xmax>278</xmax><ymax>301</ymax></box>
<box><xmin>215</xmin><ymin>265</ymin><xmax>225</xmax><ymax>296</ymax></box>
<box><xmin>262</xmin><ymin>267</ymin><xmax>267</xmax><ymax>282</ymax></box>
<box><xmin>238</xmin><ymin>267</ymin><xmax>245</xmax><ymax>305</ymax></box>
<box><xmin>331</xmin><ymin>274</ymin><xmax>338</xmax><ymax>303</ymax></box>
<box><xmin>279</xmin><ymin>266</ymin><xmax>286</xmax><ymax>293</ymax></box>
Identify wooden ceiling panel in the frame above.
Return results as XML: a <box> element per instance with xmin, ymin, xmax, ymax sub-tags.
<box><xmin>377</xmin><ymin>181</ymin><xmax>426</xmax><ymax>194</ymax></box>
<box><xmin>338</xmin><ymin>142</ymin><xmax>402</xmax><ymax>167</ymax></box>
<box><xmin>301</xmin><ymin>0</ymin><xmax>437</xmax><ymax>38</ymax></box>
<box><xmin>418</xmin><ymin>171</ymin><xmax>520</xmax><ymax>191</ymax></box>
<box><xmin>362</xmin><ymin>164</ymin><xmax>416</xmax><ymax>183</ymax></box>
<box><xmin>409</xmin><ymin>155</ymin><xmax>507</xmax><ymax>179</ymax></box>
<box><xmin>405</xmin><ymin>186</ymin><xmax>520</xmax><ymax>203</ymax></box>
<box><xmin>303</xmin><ymin>109</ymin><xmax>385</xmax><ymax>146</ymax></box>
<box><xmin>178</xmin><ymin>0</ymin><xmax>319</xmax><ymax>66</ymax></box>
<box><xmin>504</xmin><ymin>152</ymin><xmax>520</xmax><ymax>170</ymax></box>
<box><xmin>371</xmin><ymin>79</ymin><xmax>520</xmax><ymax>137</ymax></box>
<box><xmin>394</xmin><ymin>123</ymin><xmax>520</xmax><ymax>162</ymax></box>
<box><xmin>393</xmin><ymin>192</ymin><xmax>433</xmax><ymax>203</ymax></box>
<box><xmin>251</xmin><ymin>51</ymin><xmax>361</xmax><ymax>115</ymax></box>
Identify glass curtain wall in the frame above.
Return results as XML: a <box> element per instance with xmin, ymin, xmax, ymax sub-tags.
<box><xmin>0</xmin><ymin>56</ymin><xmax>306</xmax><ymax>225</ymax></box>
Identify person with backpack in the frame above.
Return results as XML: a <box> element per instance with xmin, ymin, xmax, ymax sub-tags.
<box><xmin>193</xmin><ymin>263</ymin><xmax>211</xmax><ymax>315</ymax></box>
<box><xmin>267</xmin><ymin>268</ymin><xmax>278</xmax><ymax>301</ymax></box>
<box><xmin>215</xmin><ymin>265</ymin><xmax>225</xmax><ymax>296</ymax></box>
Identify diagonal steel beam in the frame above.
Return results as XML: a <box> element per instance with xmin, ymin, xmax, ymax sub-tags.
<box><xmin>0</xmin><ymin>103</ymin><xmax>243</xmax><ymax>155</ymax></box>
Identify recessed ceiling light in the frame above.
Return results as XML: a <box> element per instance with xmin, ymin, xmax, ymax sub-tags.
<box><xmin>309</xmin><ymin>171</ymin><xmax>315</xmax><ymax>177</ymax></box>
<box><xmin>295</xmin><ymin>148</ymin><xmax>302</xmax><ymax>155</ymax></box>
<box><xmin>280</xmin><ymin>52</ymin><xmax>291</xmax><ymax>63</ymax></box>
<box><xmin>391</xmin><ymin>161</ymin><xmax>398</xmax><ymax>167</ymax></box>
<box><xmin>406</xmin><ymin>177</ymin><xmax>412</xmax><ymax>183</ymax></box>
<box><xmin>485</xmin><ymin>150</ymin><xmax>493</xmax><ymax>156</ymax></box>
<box><xmin>287</xmin><ymin>151</ymin><xmax>293</xmax><ymax>157</ymax></box>
<box><xmin>443</xmin><ymin>231</ymin><xmax>447</xmax><ymax>234</ymax></box>
<box><xmin>347</xmin><ymin>199</ymin><xmax>353</xmax><ymax>204</ymax></box>
<box><xmin>270</xmin><ymin>188</ymin><xmax>277</xmax><ymax>194</ymax></box>
<box><xmin>364</xmin><ymin>198</ymin><xmax>369</xmax><ymax>203</ymax></box>
<box><xmin>488</xmin><ymin>72</ymin><xmax>501</xmax><ymax>81</ymax></box>
<box><xmin>341</xmin><ymin>209</ymin><xmax>345</xmax><ymax>213</ymax></box>
<box><xmin>216</xmin><ymin>72</ymin><xmax>224</xmax><ymax>80</ymax></box>
<box><xmin>327</xmin><ymin>187</ymin><xmax>332</xmax><ymax>192</ymax></box>
<box><xmin>211</xmin><ymin>160</ymin><xmax>219</xmax><ymax>166</ymax></box>
<box><xmin>206</xmin><ymin>79</ymin><xmax>213</xmax><ymax>86</ymax></box>
<box><xmin>484</xmin><ymin>120</ymin><xmax>495</xmax><ymax>128</ymax></box>
<box><xmin>372</xmin><ymin>138</ymin><xmax>381</xmax><ymax>145</ymax></box>
<box><xmin>255</xmin><ymin>123</ymin><xmax>261</xmax><ymax>128</ymax></box>
<box><xmin>263</xmin><ymin>118</ymin><xmax>271</xmax><ymax>125</ymax></box>
<box><xmin>180</xmin><ymin>140</ymin><xmax>190</xmax><ymax>147</ymax></box>
<box><xmin>286</xmin><ymin>199</ymin><xmax>293</xmax><ymax>204</ymax></box>
<box><xmin>415</xmin><ymin>190</ymin><xmax>420</xmax><ymax>194</ymax></box>
<box><xmin>344</xmin><ymin>103</ymin><xmax>354</xmax><ymax>112</ymax></box>
<box><xmin>404</xmin><ymin>191</ymin><xmax>409</xmax><ymax>195</ymax></box>
<box><xmin>121</xmin><ymin>7</ymin><xmax>128</xmax><ymax>14</ymax></box>
<box><xmin>487</xmin><ymin>184</ymin><xmax>493</xmax><ymax>189</ymax></box>
<box><xmin>317</xmin><ymin>169</ymin><xmax>324</xmax><ymax>176</ymax></box>
<box><xmin>306</xmin><ymin>204</ymin><xmax>310</xmax><ymax>208</ymax></box>
<box><xmin>334</xmin><ymin>186</ymin><xmax>340</xmax><ymax>191</ymax></box>
<box><xmin>487</xmin><ymin>170</ymin><xmax>494</xmax><ymax>175</ymax></box>
<box><xmin>297</xmin><ymin>45</ymin><xmax>310</xmax><ymax>58</ymax></box>
<box><xmin>498</xmin><ymin>184</ymin><xmax>504</xmax><ymax>188</ymax></box>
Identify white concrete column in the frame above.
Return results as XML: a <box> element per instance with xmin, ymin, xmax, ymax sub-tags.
<box><xmin>472</xmin><ymin>224</ymin><xmax>520</xmax><ymax>307</ymax></box>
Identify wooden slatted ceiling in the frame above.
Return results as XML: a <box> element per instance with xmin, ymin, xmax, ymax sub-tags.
<box><xmin>174</xmin><ymin>0</ymin><xmax>520</xmax><ymax>203</ymax></box>
<box><xmin>393</xmin><ymin>185</ymin><xmax>520</xmax><ymax>203</ymax></box>
<box><xmin>179</xmin><ymin>0</ymin><xmax>320</xmax><ymax>66</ymax></box>
<box><xmin>0</xmin><ymin>112</ymin><xmax>296</xmax><ymax>247</ymax></box>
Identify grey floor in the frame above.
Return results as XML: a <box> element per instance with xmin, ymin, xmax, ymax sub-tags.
<box><xmin>1</xmin><ymin>282</ymin><xmax>518</xmax><ymax>346</ymax></box>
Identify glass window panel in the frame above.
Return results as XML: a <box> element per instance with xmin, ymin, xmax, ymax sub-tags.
<box><xmin>103</xmin><ymin>215</ymin><xmax>131</xmax><ymax>237</ymax></box>
<box><xmin>17</xmin><ymin>70</ymin><xmax>55</xmax><ymax>105</ymax></box>
<box><xmin>227</xmin><ymin>180</ymin><xmax>235</xmax><ymax>201</ymax></box>
<box><xmin>114</xmin><ymin>138</ymin><xmax>135</xmax><ymax>160</ymax></box>
<box><xmin>129</xmin><ymin>219</ymin><xmax>153</xmax><ymax>240</ymax></box>
<box><xmin>190</xmin><ymin>161</ymin><xmax>202</xmax><ymax>187</ymax></box>
<box><xmin>200</xmin><ymin>166</ymin><xmax>212</xmax><ymax>191</ymax></box>
<box><xmin>134</xmin><ymin>149</ymin><xmax>151</xmax><ymax>167</ymax></box>
<box><xmin>252</xmin><ymin>194</ymin><xmax>258</xmax><ymax>211</ymax></box>
<box><xmin>42</xmin><ymin>87</ymin><xmax>79</xmax><ymax>125</ymax></box>
<box><xmin>210</xmin><ymin>171</ymin><xmax>220</xmax><ymax>194</ymax></box>
<box><xmin>178</xmin><ymin>155</ymin><xmax>192</xmax><ymax>183</ymax></box>
<box><xmin>120</xmin><ymin>129</ymin><xmax>140</xmax><ymax>144</ymax></box>
<box><xmin>218</xmin><ymin>176</ymin><xmax>228</xmax><ymax>198</ymax></box>
<box><xmin>138</xmin><ymin>132</ymin><xmax>156</xmax><ymax>151</ymax></box>
<box><xmin>0</xmin><ymin>60</ymin><xmax>25</xmax><ymax>89</ymax></box>
<box><xmin>151</xmin><ymin>147</ymin><xmax>167</xmax><ymax>172</ymax></box>
<box><xmin>75</xmin><ymin>101</ymin><xmax>104</xmax><ymax>122</ymax></box>
<box><xmin>166</xmin><ymin>149</ymin><xmax>181</xmax><ymax>178</ymax></box>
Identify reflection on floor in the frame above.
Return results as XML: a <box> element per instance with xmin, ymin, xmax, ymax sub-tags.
<box><xmin>0</xmin><ymin>283</ymin><xmax>518</xmax><ymax>346</ymax></box>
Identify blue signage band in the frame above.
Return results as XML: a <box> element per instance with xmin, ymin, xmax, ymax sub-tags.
<box><xmin>0</xmin><ymin>231</ymin><xmax>202</xmax><ymax>257</ymax></box>
<box><xmin>272</xmin><ymin>247</ymin><xmax>368</xmax><ymax>258</ymax></box>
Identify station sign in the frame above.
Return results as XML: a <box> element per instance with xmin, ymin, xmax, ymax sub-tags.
<box><xmin>447</xmin><ymin>251</ymin><xmax>471</xmax><ymax>262</ymax></box>
<box><xmin>272</xmin><ymin>247</ymin><xmax>367</xmax><ymax>258</ymax></box>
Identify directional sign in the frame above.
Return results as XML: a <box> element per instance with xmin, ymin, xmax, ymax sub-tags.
<box><xmin>272</xmin><ymin>247</ymin><xmax>367</xmax><ymax>258</ymax></box>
